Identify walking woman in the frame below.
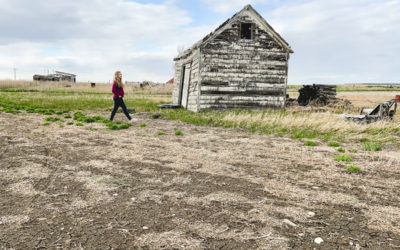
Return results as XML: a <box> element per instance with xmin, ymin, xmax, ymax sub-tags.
<box><xmin>110</xmin><ymin>71</ymin><xmax>133</xmax><ymax>121</ymax></box>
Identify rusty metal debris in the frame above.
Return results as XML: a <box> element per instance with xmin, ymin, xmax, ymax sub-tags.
<box><xmin>341</xmin><ymin>96</ymin><xmax>399</xmax><ymax>123</ymax></box>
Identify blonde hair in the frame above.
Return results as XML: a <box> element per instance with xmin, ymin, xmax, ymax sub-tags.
<box><xmin>114</xmin><ymin>71</ymin><xmax>123</xmax><ymax>88</ymax></box>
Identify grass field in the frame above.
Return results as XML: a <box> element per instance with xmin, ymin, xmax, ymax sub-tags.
<box><xmin>1</xmin><ymin>80</ymin><xmax>400</xmax><ymax>248</ymax></box>
<box><xmin>1</xmin><ymin>80</ymin><xmax>399</xmax><ymax>149</ymax></box>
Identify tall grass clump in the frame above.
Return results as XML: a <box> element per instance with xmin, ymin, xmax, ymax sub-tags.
<box><xmin>328</xmin><ymin>141</ymin><xmax>340</xmax><ymax>147</ymax></box>
<box><xmin>175</xmin><ymin>130</ymin><xmax>183</xmax><ymax>136</ymax></box>
<box><xmin>334</xmin><ymin>154</ymin><xmax>353</xmax><ymax>162</ymax></box>
<box><xmin>362</xmin><ymin>142</ymin><xmax>382</xmax><ymax>151</ymax></box>
<box><xmin>345</xmin><ymin>165</ymin><xmax>361</xmax><ymax>173</ymax></box>
<box><xmin>304</xmin><ymin>140</ymin><xmax>316</xmax><ymax>146</ymax></box>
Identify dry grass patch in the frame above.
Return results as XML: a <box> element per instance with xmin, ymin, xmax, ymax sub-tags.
<box><xmin>136</xmin><ymin>190</ymin><xmax>163</xmax><ymax>204</ymax></box>
<box><xmin>134</xmin><ymin>230</ymin><xmax>203</xmax><ymax>249</ymax></box>
<box><xmin>172</xmin><ymin>218</ymin><xmax>288</xmax><ymax>247</ymax></box>
<box><xmin>8</xmin><ymin>180</ymin><xmax>41</xmax><ymax>196</ymax></box>
<box><xmin>75</xmin><ymin>171</ymin><xmax>117</xmax><ymax>204</ymax></box>
<box><xmin>4</xmin><ymin>161</ymin><xmax>50</xmax><ymax>180</ymax></box>
<box><xmin>0</xmin><ymin>215</ymin><xmax>30</xmax><ymax>227</ymax></box>
<box><xmin>365</xmin><ymin>205</ymin><xmax>400</xmax><ymax>234</ymax></box>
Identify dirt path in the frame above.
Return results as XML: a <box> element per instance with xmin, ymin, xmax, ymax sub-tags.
<box><xmin>1</xmin><ymin>112</ymin><xmax>399</xmax><ymax>249</ymax></box>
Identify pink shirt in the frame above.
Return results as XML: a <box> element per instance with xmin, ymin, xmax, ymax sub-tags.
<box><xmin>112</xmin><ymin>81</ymin><xmax>124</xmax><ymax>99</ymax></box>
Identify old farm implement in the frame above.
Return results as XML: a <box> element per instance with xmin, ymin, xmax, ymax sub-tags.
<box><xmin>342</xmin><ymin>95</ymin><xmax>400</xmax><ymax>123</ymax></box>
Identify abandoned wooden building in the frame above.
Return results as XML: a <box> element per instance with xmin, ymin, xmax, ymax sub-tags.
<box><xmin>172</xmin><ymin>4</ymin><xmax>293</xmax><ymax>112</ymax></box>
<box><xmin>33</xmin><ymin>71</ymin><xmax>76</xmax><ymax>82</ymax></box>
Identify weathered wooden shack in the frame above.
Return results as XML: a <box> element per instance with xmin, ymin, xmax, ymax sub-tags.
<box><xmin>172</xmin><ymin>4</ymin><xmax>293</xmax><ymax>112</ymax></box>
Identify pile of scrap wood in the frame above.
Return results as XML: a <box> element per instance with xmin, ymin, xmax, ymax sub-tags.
<box><xmin>297</xmin><ymin>84</ymin><xmax>338</xmax><ymax>106</ymax></box>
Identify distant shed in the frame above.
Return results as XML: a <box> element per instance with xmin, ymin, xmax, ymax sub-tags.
<box><xmin>33</xmin><ymin>71</ymin><xmax>76</xmax><ymax>82</ymax></box>
<box><xmin>172</xmin><ymin>4</ymin><xmax>293</xmax><ymax>112</ymax></box>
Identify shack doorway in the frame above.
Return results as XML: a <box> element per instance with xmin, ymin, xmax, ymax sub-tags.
<box><xmin>179</xmin><ymin>63</ymin><xmax>191</xmax><ymax>108</ymax></box>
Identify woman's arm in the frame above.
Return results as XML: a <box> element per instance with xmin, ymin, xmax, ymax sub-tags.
<box><xmin>112</xmin><ymin>82</ymin><xmax>116</xmax><ymax>94</ymax></box>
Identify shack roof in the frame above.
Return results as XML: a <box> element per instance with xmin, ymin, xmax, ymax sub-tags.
<box><xmin>174</xmin><ymin>4</ymin><xmax>293</xmax><ymax>61</ymax></box>
<box><xmin>55</xmin><ymin>71</ymin><xmax>76</xmax><ymax>76</ymax></box>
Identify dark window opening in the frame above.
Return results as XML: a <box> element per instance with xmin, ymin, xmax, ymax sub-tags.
<box><xmin>240</xmin><ymin>23</ymin><xmax>253</xmax><ymax>39</ymax></box>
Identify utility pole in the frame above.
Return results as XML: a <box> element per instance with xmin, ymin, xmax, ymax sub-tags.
<box><xmin>13</xmin><ymin>68</ymin><xmax>16</xmax><ymax>80</ymax></box>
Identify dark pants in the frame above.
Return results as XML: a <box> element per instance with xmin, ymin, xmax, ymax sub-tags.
<box><xmin>110</xmin><ymin>97</ymin><xmax>131</xmax><ymax>121</ymax></box>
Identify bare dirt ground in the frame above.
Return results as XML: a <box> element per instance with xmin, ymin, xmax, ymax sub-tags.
<box><xmin>1</xmin><ymin>111</ymin><xmax>400</xmax><ymax>249</ymax></box>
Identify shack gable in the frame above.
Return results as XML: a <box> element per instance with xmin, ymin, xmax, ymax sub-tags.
<box><xmin>174</xmin><ymin>5</ymin><xmax>292</xmax><ymax>62</ymax></box>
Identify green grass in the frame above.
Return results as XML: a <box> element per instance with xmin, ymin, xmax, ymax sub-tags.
<box><xmin>45</xmin><ymin>116</ymin><xmax>62</xmax><ymax>122</ymax></box>
<box><xmin>66</xmin><ymin>121</ymin><xmax>74</xmax><ymax>125</ymax></box>
<box><xmin>1</xmin><ymin>86</ymin><xmax>400</xmax><ymax>148</ymax></box>
<box><xmin>139</xmin><ymin>123</ymin><xmax>147</xmax><ymax>127</ymax></box>
<box><xmin>175</xmin><ymin>130</ymin><xmax>183</xmax><ymax>136</ymax></box>
<box><xmin>337</xmin><ymin>147</ymin><xmax>345</xmax><ymax>153</ymax></box>
<box><xmin>349</xmin><ymin>149</ymin><xmax>358</xmax><ymax>153</ymax></box>
<box><xmin>75</xmin><ymin>122</ymin><xmax>84</xmax><ymax>126</ymax></box>
<box><xmin>304</xmin><ymin>140</ymin><xmax>316</xmax><ymax>146</ymax></box>
<box><xmin>43</xmin><ymin>122</ymin><xmax>50</xmax><ymax>126</ymax></box>
<box><xmin>345</xmin><ymin>165</ymin><xmax>361</xmax><ymax>173</ymax></box>
<box><xmin>59</xmin><ymin>124</ymin><xmax>65</xmax><ymax>128</ymax></box>
<box><xmin>157</xmin><ymin>131</ymin><xmax>165</xmax><ymax>135</ymax></box>
<box><xmin>362</xmin><ymin>142</ymin><xmax>382</xmax><ymax>151</ymax></box>
<box><xmin>334</xmin><ymin>154</ymin><xmax>353</xmax><ymax>162</ymax></box>
<box><xmin>0</xmin><ymin>91</ymin><xmax>166</xmax><ymax>112</ymax></box>
<box><xmin>328</xmin><ymin>141</ymin><xmax>340</xmax><ymax>147</ymax></box>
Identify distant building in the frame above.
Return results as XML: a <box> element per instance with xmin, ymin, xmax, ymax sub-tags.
<box><xmin>33</xmin><ymin>71</ymin><xmax>76</xmax><ymax>82</ymax></box>
<box><xmin>172</xmin><ymin>4</ymin><xmax>293</xmax><ymax>112</ymax></box>
<box><xmin>166</xmin><ymin>78</ymin><xmax>174</xmax><ymax>85</ymax></box>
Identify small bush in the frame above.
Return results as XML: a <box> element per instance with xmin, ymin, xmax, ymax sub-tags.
<box><xmin>141</xmin><ymin>134</ymin><xmax>146</xmax><ymax>137</ymax></box>
<box><xmin>334</xmin><ymin>154</ymin><xmax>353</xmax><ymax>162</ymax></box>
<box><xmin>328</xmin><ymin>141</ymin><xmax>340</xmax><ymax>147</ymax></box>
<box><xmin>92</xmin><ymin>115</ymin><xmax>106</xmax><ymax>122</ymax></box>
<box><xmin>59</xmin><ymin>124</ymin><xmax>65</xmax><ymax>128</ymax></box>
<box><xmin>4</xmin><ymin>108</ymin><xmax>20</xmax><ymax>114</ymax></box>
<box><xmin>157</xmin><ymin>131</ymin><xmax>165</xmax><ymax>135</ymax></box>
<box><xmin>56</xmin><ymin>110</ymin><xmax>69</xmax><ymax>115</ymax></box>
<box><xmin>346</xmin><ymin>165</ymin><xmax>361</xmax><ymax>173</ymax></box>
<box><xmin>139</xmin><ymin>123</ymin><xmax>147</xmax><ymax>127</ymax></box>
<box><xmin>75</xmin><ymin>122</ymin><xmax>84</xmax><ymax>126</ymax></box>
<box><xmin>337</xmin><ymin>147</ymin><xmax>345</xmax><ymax>153</ymax></box>
<box><xmin>43</xmin><ymin>122</ymin><xmax>50</xmax><ymax>126</ymax></box>
<box><xmin>349</xmin><ymin>149</ymin><xmax>358</xmax><ymax>153</ymax></box>
<box><xmin>175</xmin><ymin>130</ymin><xmax>183</xmax><ymax>136</ymax></box>
<box><xmin>104</xmin><ymin>120</ymin><xmax>131</xmax><ymax>130</ymax></box>
<box><xmin>118</xmin><ymin>123</ymin><xmax>131</xmax><ymax>129</ymax></box>
<box><xmin>66</xmin><ymin>121</ymin><xmax>74</xmax><ymax>125</ymax></box>
<box><xmin>362</xmin><ymin>142</ymin><xmax>381</xmax><ymax>151</ymax></box>
<box><xmin>64</xmin><ymin>114</ymin><xmax>72</xmax><ymax>119</ymax></box>
<box><xmin>45</xmin><ymin>116</ymin><xmax>62</xmax><ymax>122</ymax></box>
<box><xmin>304</xmin><ymin>141</ymin><xmax>316</xmax><ymax>146</ymax></box>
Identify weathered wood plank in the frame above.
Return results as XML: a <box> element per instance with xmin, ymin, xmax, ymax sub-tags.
<box><xmin>201</xmin><ymin>89</ymin><xmax>285</xmax><ymax>96</ymax></box>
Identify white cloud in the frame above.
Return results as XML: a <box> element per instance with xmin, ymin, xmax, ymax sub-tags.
<box><xmin>266</xmin><ymin>0</ymin><xmax>400</xmax><ymax>83</ymax></box>
<box><xmin>201</xmin><ymin>0</ymin><xmax>265</xmax><ymax>13</ymax></box>
<box><xmin>1</xmin><ymin>0</ymin><xmax>399</xmax><ymax>83</ymax></box>
<box><xmin>0</xmin><ymin>0</ymin><xmax>207</xmax><ymax>82</ymax></box>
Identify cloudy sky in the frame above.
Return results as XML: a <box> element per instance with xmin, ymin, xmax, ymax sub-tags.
<box><xmin>1</xmin><ymin>0</ymin><xmax>399</xmax><ymax>84</ymax></box>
